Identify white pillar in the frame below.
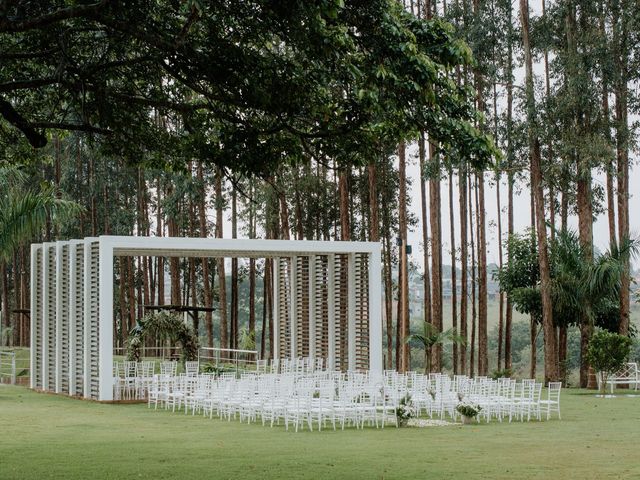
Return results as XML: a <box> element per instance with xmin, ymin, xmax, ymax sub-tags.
<box><xmin>68</xmin><ymin>242</ymin><xmax>77</xmax><ymax>396</ymax></box>
<box><xmin>29</xmin><ymin>245</ymin><xmax>39</xmax><ymax>390</ymax></box>
<box><xmin>308</xmin><ymin>255</ymin><xmax>316</xmax><ymax>359</ymax></box>
<box><xmin>289</xmin><ymin>256</ymin><xmax>297</xmax><ymax>358</ymax></box>
<box><xmin>54</xmin><ymin>242</ymin><xmax>64</xmax><ymax>393</ymax></box>
<box><xmin>98</xmin><ymin>239</ymin><xmax>114</xmax><ymax>401</ymax></box>
<box><xmin>41</xmin><ymin>243</ymin><xmax>51</xmax><ymax>391</ymax></box>
<box><xmin>368</xmin><ymin>248</ymin><xmax>383</xmax><ymax>374</ymax></box>
<box><xmin>83</xmin><ymin>240</ymin><xmax>92</xmax><ymax>398</ymax></box>
<box><xmin>347</xmin><ymin>253</ymin><xmax>356</xmax><ymax>371</ymax></box>
<box><xmin>327</xmin><ymin>254</ymin><xmax>336</xmax><ymax>371</ymax></box>
<box><xmin>272</xmin><ymin>258</ymin><xmax>280</xmax><ymax>360</ymax></box>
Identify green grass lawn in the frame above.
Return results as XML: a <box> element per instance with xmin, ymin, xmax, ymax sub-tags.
<box><xmin>1</xmin><ymin>386</ymin><xmax>639</xmax><ymax>479</ymax></box>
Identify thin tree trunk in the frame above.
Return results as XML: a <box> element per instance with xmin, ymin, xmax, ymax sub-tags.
<box><xmin>429</xmin><ymin>142</ymin><xmax>442</xmax><ymax>372</ymax></box>
<box><xmin>449</xmin><ymin>167</ymin><xmax>458</xmax><ymax>374</ymax></box>
<box><xmin>521</xmin><ymin>0</ymin><xmax>559</xmax><ymax>383</ymax></box>
<box><xmin>398</xmin><ymin>142</ymin><xmax>410</xmax><ymax>372</ymax></box>
<box><xmin>215</xmin><ymin>168</ymin><xmax>228</xmax><ymax>350</ymax></box>
<box><xmin>459</xmin><ymin>165</ymin><xmax>468</xmax><ymax>374</ymax></box>
<box><xmin>419</xmin><ymin>134</ymin><xmax>433</xmax><ymax>365</ymax></box>
<box><xmin>197</xmin><ymin>162</ymin><xmax>214</xmax><ymax>348</ymax></box>
<box><xmin>469</xmin><ymin>173</ymin><xmax>476</xmax><ymax>377</ymax></box>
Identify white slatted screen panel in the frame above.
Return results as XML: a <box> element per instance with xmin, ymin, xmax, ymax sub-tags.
<box><xmin>46</xmin><ymin>245</ymin><xmax>56</xmax><ymax>390</ymax></box>
<box><xmin>277</xmin><ymin>258</ymin><xmax>291</xmax><ymax>359</ymax></box>
<box><xmin>33</xmin><ymin>247</ymin><xmax>43</xmax><ymax>389</ymax></box>
<box><xmin>314</xmin><ymin>255</ymin><xmax>329</xmax><ymax>360</ymax></box>
<box><xmin>333</xmin><ymin>254</ymin><xmax>348</xmax><ymax>371</ymax></box>
<box><xmin>295</xmin><ymin>256</ymin><xmax>310</xmax><ymax>358</ymax></box>
<box><xmin>355</xmin><ymin>253</ymin><xmax>370</xmax><ymax>370</ymax></box>
<box><xmin>60</xmin><ymin>245</ymin><xmax>70</xmax><ymax>393</ymax></box>
<box><xmin>74</xmin><ymin>246</ymin><xmax>84</xmax><ymax>396</ymax></box>
<box><xmin>89</xmin><ymin>241</ymin><xmax>100</xmax><ymax>399</ymax></box>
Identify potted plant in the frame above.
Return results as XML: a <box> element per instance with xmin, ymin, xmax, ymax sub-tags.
<box><xmin>456</xmin><ymin>402</ymin><xmax>482</xmax><ymax>425</ymax></box>
<box><xmin>395</xmin><ymin>394</ymin><xmax>416</xmax><ymax>427</ymax></box>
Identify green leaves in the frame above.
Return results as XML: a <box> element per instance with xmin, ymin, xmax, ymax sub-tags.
<box><xmin>0</xmin><ymin>168</ymin><xmax>82</xmax><ymax>261</ymax></box>
<box><xmin>0</xmin><ymin>0</ymin><xmax>494</xmax><ymax>174</ymax></box>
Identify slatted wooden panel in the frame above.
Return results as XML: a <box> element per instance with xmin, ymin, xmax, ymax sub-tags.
<box><xmin>333</xmin><ymin>254</ymin><xmax>348</xmax><ymax>371</ymax></box>
<box><xmin>60</xmin><ymin>245</ymin><xmax>70</xmax><ymax>393</ymax></box>
<box><xmin>314</xmin><ymin>255</ymin><xmax>329</xmax><ymax>360</ymax></box>
<box><xmin>74</xmin><ymin>246</ymin><xmax>84</xmax><ymax>397</ymax></box>
<box><xmin>33</xmin><ymin>247</ymin><xmax>43</xmax><ymax>389</ymax></box>
<box><xmin>88</xmin><ymin>241</ymin><xmax>100</xmax><ymax>399</ymax></box>
<box><xmin>355</xmin><ymin>253</ymin><xmax>370</xmax><ymax>371</ymax></box>
<box><xmin>295</xmin><ymin>256</ymin><xmax>310</xmax><ymax>357</ymax></box>
<box><xmin>277</xmin><ymin>258</ymin><xmax>291</xmax><ymax>359</ymax></box>
<box><xmin>46</xmin><ymin>245</ymin><xmax>56</xmax><ymax>391</ymax></box>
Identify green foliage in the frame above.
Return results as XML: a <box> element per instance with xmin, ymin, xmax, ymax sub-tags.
<box><xmin>490</xmin><ymin>368</ymin><xmax>512</xmax><ymax>380</ymax></box>
<box><xmin>496</xmin><ymin>229</ymin><xmax>639</xmax><ymax>331</ymax></box>
<box><xmin>456</xmin><ymin>402</ymin><xmax>482</xmax><ymax>418</ymax></box>
<box><xmin>407</xmin><ymin>321</ymin><xmax>465</xmax><ymax>373</ymax></box>
<box><xmin>0</xmin><ymin>1</ymin><xmax>496</xmax><ymax>174</ymax></box>
<box><xmin>127</xmin><ymin>312</ymin><xmax>199</xmax><ymax>364</ymax></box>
<box><xmin>0</xmin><ymin>166</ymin><xmax>82</xmax><ymax>261</ymax></box>
<box><xmin>586</xmin><ymin>330</ymin><xmax>633</xmax><ymax>394</ymax></box>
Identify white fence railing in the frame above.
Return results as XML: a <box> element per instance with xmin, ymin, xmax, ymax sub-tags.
<box><xmin>0</xmin><ymin>351</ymin><xmax>16</xmax><ymax>384</ymax></box>
<box><xmin>198</xmin><ymin>347</ymin><xmax>259</xmax><ymax>372</ymax></box>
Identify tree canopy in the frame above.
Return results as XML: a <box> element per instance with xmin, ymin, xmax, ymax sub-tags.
<box><xmin>0</xmin><ymin>0</ymin><xmax>495</xmax><ymax>174</ymax></box>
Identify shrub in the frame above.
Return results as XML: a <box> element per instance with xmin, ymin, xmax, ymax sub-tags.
<box><xmin>586</xmin><ymin>330</ymin><xmax>633</xmax><ymax>394</ymax></box>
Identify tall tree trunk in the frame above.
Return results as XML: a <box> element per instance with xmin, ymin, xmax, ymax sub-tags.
<box><xmin>215</xmin><ymin>168</ymin><xmax>228</xmax><ymax>350</ymax></box>
<box><xmin>469</xmin><ymin>173</ymin><xmax>476</xmax><ymax>377</ymax></box>
<box><xmin>459</xmin><ymin>164</ymin><xmax>468</xmax><ymax>374</ymax></box>
<box><xmin>156</xmin><ymin>177</ymin><xmax>164</xmax><ymax>306</ymax></box>
<box><xmin>448</xmin><ymin>167</ymin><xmax>458</xmax><ymax>374</ymax></box>
<box><xmin>504</xmin><ymin>0</ymin><xmax>515</xmax><ymax>371</ymax></box>
<box><xmin>521</xmin><ymin>0</ymin><xmax>559</xmax><ymax>383</ymax></box>
<box><xmin>398</xmin><ymin>142</ymin><xmax>410</xmax><ymax>372</ymax></box>
<box><xmin>429</xmin><ymin>142</ymin><xmax>442</xmax><ymax>372</ymax></box>
<box><xmin>197</xmin><ymin>162</ymin><xmax>214</xmax><ymax>348</ymax></box>
<box><xmin>613</xmin><ymin>1</ymin><xmax>630</xmax><ymax>336</ymax></box>
<box><xmin>230</xmin><ymin>184</ymin><xmax>238</xmax><ymax>351</ymax></box>
<box><xmin>419</xmin><ymin>133</ymin><xmax>432</xmax><ymax>344</ymax></box>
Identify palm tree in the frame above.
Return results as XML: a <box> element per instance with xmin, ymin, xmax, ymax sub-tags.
<box><xmin>406</xmin><ymin>322</ymin><xmax>466</xmax><ymax>374</ymax></box>
<box><xmin>0</xmin><ymin>167</ymin><xmax>81</xmax><ymax>261</ymax></box>
<box><xmin>0</xmin><ymin>166</ymin><xmax>81</xmax><ymax>344</ymax></box>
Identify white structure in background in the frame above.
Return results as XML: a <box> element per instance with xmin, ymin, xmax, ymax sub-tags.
<box><xmin>30</xmin><ymin>236</ymin><xmax>382</xmax><ymax>401</ymax></box>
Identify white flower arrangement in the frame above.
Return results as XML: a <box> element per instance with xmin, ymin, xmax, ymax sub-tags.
<box><xmin>395</xmin><ymin>394</ymin><xmax>416</xmax><ymax>425</ymax></box>
<box><xmin>456</xmin><ymin>401</ymin><xmax>482</xmax><ymax>418</ymax></box>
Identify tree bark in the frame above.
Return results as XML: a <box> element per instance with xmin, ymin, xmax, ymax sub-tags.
<box><xmin>215</xmin><ymin>168</ymin><xmax>228</xmax><ymax>350</ymax></box>
<box><xmin>521</xmin><ymin>0</ymin><xmax>559</xmax><ymax>383</ymax></box>
<box><xmin>429</xmin><ymin>142</ymin><xmax>442</xmax><ymax>372</ymax></box>
<box><xmin>398</xmin><ymin>142</ymin><xmax>410</xmax><ymax>372</ymax></box>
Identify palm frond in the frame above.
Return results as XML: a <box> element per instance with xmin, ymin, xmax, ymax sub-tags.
<box><xmin>0</xmin><ymin>186</ymin><xmax>82</xmax><ymax>260</ymax></box>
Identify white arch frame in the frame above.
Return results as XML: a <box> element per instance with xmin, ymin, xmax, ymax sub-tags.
<box><xmin>30</xmin><ymin>236</ymin><xmax>382</xmax><ymax>401</ymax></box>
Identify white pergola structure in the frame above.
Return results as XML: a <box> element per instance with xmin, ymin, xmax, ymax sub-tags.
<box><xmin>30</xmin><ymin>236</ymin><xmax>382</xmax><ymax>401</ymax></box>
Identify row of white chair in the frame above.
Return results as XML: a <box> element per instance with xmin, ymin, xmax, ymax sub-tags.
<box><xmin>146</xmin><ymin>370</ymin><xmax>562</xmax><ymax>430</ymax></box>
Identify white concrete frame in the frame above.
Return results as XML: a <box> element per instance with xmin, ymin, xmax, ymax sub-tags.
<box><xmin>30</xmin><ymin>236</ymin><xmax>382</xmax><ymax>401</ymax></box>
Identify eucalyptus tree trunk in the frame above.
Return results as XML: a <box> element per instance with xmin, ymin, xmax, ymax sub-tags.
<box><xmin>521</xmin><ymin>0</ymin><xmax>559</xmax><ymax>383</ymax></box>
<box><xmin>197</xmin><ymin>162</ymin><xmax>214</xmax><ymax>348</ymax></box>
<box><xmin>429</xmin><ymin>142</ymin><xmax>443</xmax><ymax>372</ymax></box>
<box><xmin>459</xmin><ymin>164</ymin><xmax>468</xmax><ymax>374</ymax></box>
<box><xmin>215</xmin><ymin>168</ymin><xmax>228</xmax><ymax>350</ymax></box>
<box><xmin>156</xmin><ymin>176</ymin><xmax>165</xmax><ymax>305</ymax></box>
<box><xmin>502</xmin><ymin>0</ymin><xmax>515</xmax><ymax>372</ymax></box>
<box><xmin>469</xmin><ymin>173</ymin><xmax>476</xmax><ymax>377</ymax></box>
<box><xmin>612</xmin><ymin>1</ymin><xmax>630</xmax><ymax>336</ymax></box>
<box><xmin>398</xmin><ymin>142</ymin><xmax>410</xmax><ymax>372</ymax></box>
<box><xmin>230</xmin><ymin>184</ymin><xmax>238</xmax><ymax>350</ymax></box>
<box><xmin>449</xmin><ymin>166</ymin><xmax>458</xmax><ymax>374</ymax></box>
<box><xmin>419</xmin><ymin>133</ymin><xmax>432</xmax><ymax>334</ymax></box>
